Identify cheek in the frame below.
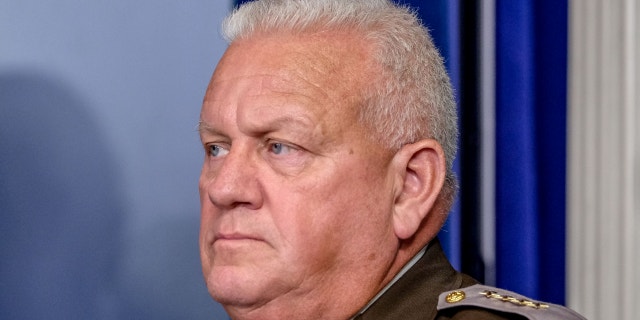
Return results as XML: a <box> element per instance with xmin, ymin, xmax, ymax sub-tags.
<box><xmin>199</xmin><ymin>167</ymin><xmax>218</xmax><ymax>246</ymax></box>
<box><xmin>199</xmin><ymin>195</ymin><xmax>217</xmax><ymax>277</ymax></box>
<box><xmin>262</xmin><ymin>189</ymin><xmax>340</xmax><ymax>269</ymax></box>
<box><xmin>271</xmin><ymin>169</ymin><xmax>391</xmax><ymax>259</ymax></box>
<box><xmin>199</xmin><ymin>217</ymin><xmax>212</xmax><ymax>272</ymax></box>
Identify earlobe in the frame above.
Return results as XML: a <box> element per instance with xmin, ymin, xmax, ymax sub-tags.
<box><xmin>391</xmin><ymin>140</ymin><xmax>446</xmax><ymax>240</ymax></box>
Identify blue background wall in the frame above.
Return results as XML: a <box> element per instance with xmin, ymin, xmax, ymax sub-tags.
<box><xmin>1</xmin><ymin>1</ymin><xmax>231</xmax><ymax>318</ymax></box>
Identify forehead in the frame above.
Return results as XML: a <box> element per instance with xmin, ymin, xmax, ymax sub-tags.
<box><xmin>220</xmin><ymin>31</ymin><xmax>371</xmax><ymax>83</ymax></box>
<box><xmin>203</xmin><ymin>32</ymin><xmax>374</xmax><ymax>125</ymax></box>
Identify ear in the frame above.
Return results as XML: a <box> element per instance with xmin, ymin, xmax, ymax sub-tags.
<box><xmin>391</xmin><ymin>139</ymin><xmax>446</xmax><ymax>240</ymax></box>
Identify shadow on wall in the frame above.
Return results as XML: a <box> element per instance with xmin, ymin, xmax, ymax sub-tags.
<box><xmin>0</xmin><ymin>71</ymin><xmax>125</xmax><ymax>319</ymax></box>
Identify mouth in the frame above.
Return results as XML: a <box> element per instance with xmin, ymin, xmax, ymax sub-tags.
<box><xmin>213</xmin><ymin>232</ymin><xmax>263</xmax><ymax>244</ymax></box>
<box><xmin>212</xmin><ymin>233</ymin><xmax>265</xmax><ymax>252</ymax></box>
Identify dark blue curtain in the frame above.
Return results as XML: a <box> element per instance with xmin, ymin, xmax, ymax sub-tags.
<box><xmin>495</xmin><ymin>0</ymin><xmax>568</xmax><ymax>304</ymax></box>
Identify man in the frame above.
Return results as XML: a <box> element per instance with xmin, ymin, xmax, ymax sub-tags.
<box><xmin>198</xmin><ymin>0</ymin><xmax>586</xmax><ymax>319</ymax></box>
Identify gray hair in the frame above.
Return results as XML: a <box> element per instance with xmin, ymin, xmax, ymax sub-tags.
<box><xmin>222</xmin><ymin>0</ymin><xmax>459</xmax><ymax>208</ymax></box>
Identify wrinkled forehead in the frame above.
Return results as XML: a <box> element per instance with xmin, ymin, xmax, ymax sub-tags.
<box><xmin>231</xmin><ymin>32</ymin><xmax>371</xmax><ymax>88</ymax></box>
<box><xmin>206</xmin><ymin>31</ymin><xmax>377</xmax><ymax>122</ymax></box>
<box><xmin>201</xmin><ymin>34</ymin><xmax>378</xmax><ymax>141</ymax></box>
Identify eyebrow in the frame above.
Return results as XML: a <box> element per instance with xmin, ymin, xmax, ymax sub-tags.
<box><xmin>198</xmin><ymin>120</ymin><xmax>232</xmax><ymax>144</ymax></box>
<box><xmin>197</xmin><ymin>120</ymin><xmax>214</xmax><ymax>133</ymax></box>
<box><xmin>197</xmin><ymin>120</ymin><xmax>216</xmax><ymax>136</ymax></box>
<box><xmin>252</xmin><ymin>114</ymin><xmax>315</xmax><ymax>132</ymax></box>
<box><xmin>198</xmin><ymin>114</ymin><xmax>315</xmax><ymax>136</ymax></box>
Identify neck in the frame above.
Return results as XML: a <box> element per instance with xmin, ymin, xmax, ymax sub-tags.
<box><xmin>224</xmin><ymin>282</ymin><xmax>370</xmax><ymax>320</ymax></box>
<box><xmin>224</xmin><ymin>240</ymin><xmax>428</xmax><ymax>320</ymax></box>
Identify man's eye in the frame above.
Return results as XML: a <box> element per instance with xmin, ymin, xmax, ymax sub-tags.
<box><xmin>208</xmin><ymin>144</ymin><xmax>229</xmax><ymax>157</ymax></box>
<box><xmin>269</xmin><ymin>142</ymin><xmax>292</xmax><ymax>155</ymax></box>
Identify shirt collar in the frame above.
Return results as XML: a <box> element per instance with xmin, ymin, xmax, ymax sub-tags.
<box><xmin>350</xmin><ymin>243</ymin><xmax>429</xmax><ymax>319</ymax></box>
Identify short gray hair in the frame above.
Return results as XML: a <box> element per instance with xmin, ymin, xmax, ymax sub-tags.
<box><xmin>222</xmin><ymin>0</ymin><xmax>459</xmax><ymax>209</ymax></box>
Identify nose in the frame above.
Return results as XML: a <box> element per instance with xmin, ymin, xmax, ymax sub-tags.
<box><xmin>200</xmin><ymin>144</ymin><xmax>263</xmax><ymax>210</ymax></box>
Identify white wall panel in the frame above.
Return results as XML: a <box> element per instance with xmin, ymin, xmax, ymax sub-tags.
<box><xmin>568</xmin><ymin>0</ymin><xmax>639</xmax><ymax>319</ymax></box>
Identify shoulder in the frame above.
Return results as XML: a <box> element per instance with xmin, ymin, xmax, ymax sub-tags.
<box><xmin>436</xmin><ymin>284</ymin><xmax>587</xmax><ymax>320</ymax></box>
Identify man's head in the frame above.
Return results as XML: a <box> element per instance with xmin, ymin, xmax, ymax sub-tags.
<box><xmin>198</xmin><ymin>0</ymin><xmax>457</xmax><ymax>318</ymax></box>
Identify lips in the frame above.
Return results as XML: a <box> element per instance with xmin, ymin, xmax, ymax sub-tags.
<box><xmin>212</xmin><ymin>233</ymin><xmax>265</xmax><ymax>251</ymax></box>
<box><xmin>213</xmin><ymin>232</ymin><xmax>263</xmax><ymax>243</ymax></box>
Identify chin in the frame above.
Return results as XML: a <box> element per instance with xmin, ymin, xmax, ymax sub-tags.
<box><xmin>205</xmin><ymin>265</ymin><xmax>270</xmax><ymax>307</ymax></box>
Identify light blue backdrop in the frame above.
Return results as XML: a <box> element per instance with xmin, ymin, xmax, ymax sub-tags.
<box><xmin>1</xmin><ymin>1</ymin><xmax>232</xmax><ymax>318</ymax></box>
